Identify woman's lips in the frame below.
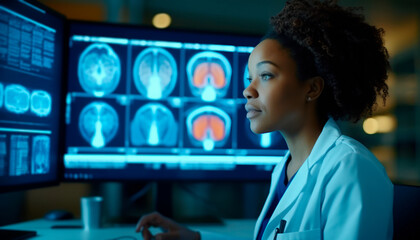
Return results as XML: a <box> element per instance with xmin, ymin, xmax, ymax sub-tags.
<box><xmin>246</xmin><ymin>109</ymin><xmax>262</xmax><ymax>119</ymax></box>
<box><xmin>245</xmin><ymin>104</ymin><xmax>262</xmax><ymax>119</ymax></box>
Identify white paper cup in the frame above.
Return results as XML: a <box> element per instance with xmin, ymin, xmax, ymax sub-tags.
<box><xmin>81</xmin><ymin>196</ymin><xmax>103</xmax><ymax>230</ymax></box>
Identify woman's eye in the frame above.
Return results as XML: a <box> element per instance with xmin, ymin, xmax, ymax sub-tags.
<box><xmin>260</xmin><ymin>73</ymin><xmax>273</xmax><ymax>81</ymax></box>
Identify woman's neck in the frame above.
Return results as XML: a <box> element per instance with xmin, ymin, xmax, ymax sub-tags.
<box><xmin>282</xmin><ymin>115</ymin><xmax>326</xmax><ymax>171</ymax></box>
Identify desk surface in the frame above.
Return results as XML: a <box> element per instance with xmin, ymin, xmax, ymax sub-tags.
<box><xmin>1</xmin><ymin>219</ymin><xmax>256</xmax><ymax>240</ymax></box>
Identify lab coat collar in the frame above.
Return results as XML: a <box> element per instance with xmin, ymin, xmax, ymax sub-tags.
<box><xmin>255</xmin><ymin>118</ymin><xmax>342</xmax><ymax>239</ymax></box>
<box><xmin>306</xmin><ymin>117</ymin><xmax>342</xmax><ymax>168</ymax></box>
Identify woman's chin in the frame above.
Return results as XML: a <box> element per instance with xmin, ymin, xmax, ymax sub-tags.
<box><xmin>250</xmin><ymin>124</ymin><xmax>271</xmax><ymax>134</ymax></box>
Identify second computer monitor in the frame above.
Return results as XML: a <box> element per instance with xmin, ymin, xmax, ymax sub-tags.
<box><xmin>0</xmin><ymin>0</ymin><xmax>65</xmax><ymax>192</ymax></box>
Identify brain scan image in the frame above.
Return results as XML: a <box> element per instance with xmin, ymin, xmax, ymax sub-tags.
<box><xmin>5</xmin><ymin>84</ymin><xmax>30</xmax><ymax>114</ymax></box>
<box><xmin>186</xmin><ymin>106</ymin><xmax>231</xmax><ymax>151</ymax></box>
<box><xmin>0</xmin><ymin>82</ymin><xmax>3</xmax><ymax>108</ymax></box>
<box><xmin>244</xmin><ymin>118</ymin><xmax>284</xmax><ymax>148</ymax></box>
<box><xmin>30</xmin><ymin>90</ymin><xmax>52</xmax><ymax>117</ymax></box>
<box><xmin>31</xmin><ymin>135</ymin><xmax>50</xmax><ymax>174</ymax></box>
<box><xmin>78</xmin><ymin>43</ymin><xmax>121</xmax><ymax>97</ymax></box>
<box><xmin>131</xmin><ymin>103</ymin><xmax>177</xmax><ymax>146</ymax></box>
<box><xmin>132</xmin><ymin>47</ymin><xmax>178</xmax><ymax>100</ymax></box>
<box><xmin>79</xmin><ymin>101</ymin><xmax>119</xmax><ymax>148</ymax></box>
<box><xmin>186</xmin><ymin>51</ymin><xmax>232</xmax><ymax>102</ymax></box>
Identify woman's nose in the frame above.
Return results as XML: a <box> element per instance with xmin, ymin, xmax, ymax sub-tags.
<box><xmin>243</xmin><ymin>84</ymin><xmax>257</xmax><ymax>99</ymax></box>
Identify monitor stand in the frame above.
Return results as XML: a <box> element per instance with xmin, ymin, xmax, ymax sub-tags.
<box><xmin>155</xmin><ymin>182</ymin><xmax>173</xmax><ymax>219</ymax></box>
<box><xmin>155</xmin><ymin>182</ymin><xmax>223</xmax><ymax>224</ymax></box>
<box><xmin>0</xmin><ymin>229</ymin><xmax>36</xmax><ymax>240</ymax></box>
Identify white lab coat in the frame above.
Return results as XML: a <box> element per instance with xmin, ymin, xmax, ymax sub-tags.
<box><xmin>254</xmin><ymin>118</ymin><xmax>393</xmax><ymax>240</ymax></box>
<box><xmin>200</xmin><ymin>118</ymin><xmax>393</xmax><ymax>240</ymax></box>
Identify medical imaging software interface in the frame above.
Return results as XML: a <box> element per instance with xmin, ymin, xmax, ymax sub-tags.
<box><xmin>64</xmin><ymin>22</ymin><xmax>288</xmax><ymax>180</ymax></box>
<box><xmin>0</xmin><ymin>1</ymin><xmax>64</xmax><ymax>188</ymax></box>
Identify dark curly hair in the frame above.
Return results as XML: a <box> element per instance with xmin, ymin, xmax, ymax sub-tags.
<box><xmin>265</xmin><ymin>0</ymin><xmax>390</xmax><ymax>122</ymax></box>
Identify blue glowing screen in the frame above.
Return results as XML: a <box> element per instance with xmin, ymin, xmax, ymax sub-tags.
<box><xmin>64</xmin><ymin>22</ymin><xmax>288</xmax><ymax>181</ymax></box>
<box><xmin>0</xmin><ymin>0</ymin><xmax>65</xmax><ymax>191</ymax></box>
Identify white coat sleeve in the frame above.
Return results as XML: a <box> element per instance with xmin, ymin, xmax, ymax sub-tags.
<box><xmin>320</xmin><ymin>151</ymin><xmax>393</xmax><ymax>240</ymax></box>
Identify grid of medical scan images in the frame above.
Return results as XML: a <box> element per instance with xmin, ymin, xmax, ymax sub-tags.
<box><xmin>0</xmin><ymin>3</ymin><xmax>63</xmax><ymax>184</ymax></box>
<box><xmin>64</xmin><ymin>22</ymin><xmax>288</xmax><ymax>180</ymax></box>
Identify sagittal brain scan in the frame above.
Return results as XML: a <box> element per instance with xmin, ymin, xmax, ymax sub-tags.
<box><xmin>132</xmin><ymin>47</ymin><xmax>178</xmax><ymax>100</ymax></box>
<box><xmin>31</xmin><ymin>135</ymin><xmax>50</xmax><ymax>174</ymax></box>
<box><xmin>5</xmin><ymin>84</ymin><xmax>30</xmax><ymax>114</ymax></box>
<box><xmin>0</xmin><ymin>82</ymin><xmax>3</xmax><ymax>108</ymax></box>
<box><xmin>186</xmin><ymin>51</ymin><xmax>232</xmax><ymax>102</ymax></box>
<box><xmin>78</xmin><ymin>43</ymin><xmax>121</xmax><ymax>97</ymax></box>
<box><xmin>79</xmin><ymin>101</ymin><xmax>119</xmax><ymax>148</ymax></box>
<box><xmin>30</xmin><ymin>90</ymin><xmax>52</xmax><ymax>117</ymax></box>
<box><xmin>186</xmin><ymin>106</ymin><xmax>231</xmax><ymax>151</ymax></box>
<box><xmin>131</xmin><ymin>103</ymin><xmax>177</xmax><ymax>146</ymax></box>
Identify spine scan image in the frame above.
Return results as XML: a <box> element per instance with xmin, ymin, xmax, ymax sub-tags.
<box><xmin>31</xmin><ymin>135</ymin><xmax>50</xmax><ymax>174</ymax></box>
<box><xmin>132</xmin><ymin>47</ymin><xmax>178</xmax><ymax>100</ymax></box>
<box><xmin>186</xmin><ymin>106</ymin><xmax>231</xmax><ymax>151</ymax></box>
<box><xmin>0</xmin><ymin>135</ymin><xmax>6</xmax><ymax>176</ymax></box>
<box><xmin>5</xmin><ymin>84</ymin><xmax>30</xmax><ymax>114</ymax></box>
<box><xmin>78</xmin><ymin>101</ymin><xmax>119</xmax><ymax>148</ymax></box>
<box><xmin>186</xmin><ymin>51</ymin><xmax>232</xmax><ymax>102</ymax></box>
<box><xmin>9</xmin><ymin>135</ymin><xmax>29</xmax><ymax>176</ymax></box>
<box><xmin>30</xmin><ymin>90</ymin><xmax>52</xmax><ymax>117</ymax></box>
<box><xmin>77</xmin><ymin>43</ymin><xmax>121</xmax><ymax>97</ymax></box>
<box><xmin>130</xmin><ymin>103</ymin><xmax>177</xmax><ymax>146</ymax></box>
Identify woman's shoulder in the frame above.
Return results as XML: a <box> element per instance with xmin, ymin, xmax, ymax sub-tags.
<box><xmin>321</xmin><ymin>134</ymin><xmax>390</xmax><ymax>181</ymax></box>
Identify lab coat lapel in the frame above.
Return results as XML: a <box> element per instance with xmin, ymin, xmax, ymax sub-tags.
<box><xmin>253</xmin><ymin>152</ymin><xmax>290</xmax><ymax>240</ymax></box>
<box><xmin>264</xmin><ymin>157</ymin><xmax>309</xmax><ymax>237</ymax></box>
<box><xmin>262</xmin><ymin>118</ymin><xmax>342</xmax><ymax>238</ymax></box>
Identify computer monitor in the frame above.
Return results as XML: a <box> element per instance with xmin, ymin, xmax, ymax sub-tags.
<box><xmin>0</xmin><ymin>0</ymin><xmax>66</xmax><ymax>192</ymax></box>
<box><xmin>63</xmin><ymin>21</ymin><xmax>288</xmax><ymax>182</ymax></box>
<box><xmin>0</xmin><ymin>0</ymin><xmax>66</xmax><ymax>238</ymax></box>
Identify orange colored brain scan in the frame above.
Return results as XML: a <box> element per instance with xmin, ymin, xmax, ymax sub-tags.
<box><xmin>192</xmin><ymin>115</ymin><xmax>226</xmax><ymax>141</ymax></box>
<box><xmin>186</xmin><ymin>51</ymin><xmax>232</xmax><ymax>102</ymax></box>
<box><xmin>193</xmin><ymin>62</ymin><xmax>226</xmax><ymax>89</ymax></box>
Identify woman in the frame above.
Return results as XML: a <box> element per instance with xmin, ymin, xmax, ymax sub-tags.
<box><xmin>136</xmin><ymin>0</ymin><xmax>394</xmax><ymax>239</ymax></box>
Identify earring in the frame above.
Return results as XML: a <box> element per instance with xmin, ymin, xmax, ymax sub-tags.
<box><xmin>307</xmin><ymin>97</ymin><xmax>312</xmax><ymax>101</ymax></box>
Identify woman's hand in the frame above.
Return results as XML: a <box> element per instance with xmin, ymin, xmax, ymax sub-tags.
<box><xmin>136</xmin><ymin>212</ymin><xmax>201</xmax><ymax>240</ymax></box>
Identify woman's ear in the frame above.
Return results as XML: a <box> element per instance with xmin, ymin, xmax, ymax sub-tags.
<box><xmin>306</xmin><ymin>76</ymin><xmax>324</xmax><ymax>101</ymax></box>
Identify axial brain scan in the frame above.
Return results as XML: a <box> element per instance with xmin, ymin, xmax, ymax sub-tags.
<box><xmin>186</xmin><ymin>106</ymin><xmax>231</xmax><ymax>151</ymax></box>
<box><xmin>186</xmin><ymin>51</ymin><xmax>232</xmax><ymax>102</ymax></box>
<box><xmin>132</xmin><ymin>47</ymin><xmax>178</xmax><ymax>100</ymax></box>
<box><xmin>130</xmin><ymin>103</ymin><xmax>177</xmax><ymax>146</ymax></box>
<box><xmin>78</xmin><ymin>101</ymin><xmax>119</xmax><ymax>148</ymax></box>
<box><xmin>5</xmin><ymin>84</ymin><xmax>30</xmax><ymax>114</ymax></box>
<box><xmin>78</xmin><ymin>43</ymin><xmax>121</xmax><ymax>97</ymax></box>
<box><xmin>30</xmin><ymin>90</ymin><xmax>52</xmax><ymax>117</ymax></box>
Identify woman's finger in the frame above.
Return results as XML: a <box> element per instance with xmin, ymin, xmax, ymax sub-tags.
<box><xmin>141</xmin><ymin>226</ymin><xmax>154</xmax><ymax>240</ymax></box>
<box><xmin>136</xmin><ymin>212</ymin><xmax>163</xmax><ymax>232</ymax></box>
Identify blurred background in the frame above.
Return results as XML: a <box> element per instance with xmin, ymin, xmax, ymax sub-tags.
<box><xmin>1</xmin><ymin>0</ymin><xmax>419</xmax><ymax>228</ymax></box>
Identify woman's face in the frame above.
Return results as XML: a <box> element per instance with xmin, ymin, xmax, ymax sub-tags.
<box><xmin>243</xmin><ymin>39</ymin><xmax>309</xmax><ymax>134</ymax></box>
